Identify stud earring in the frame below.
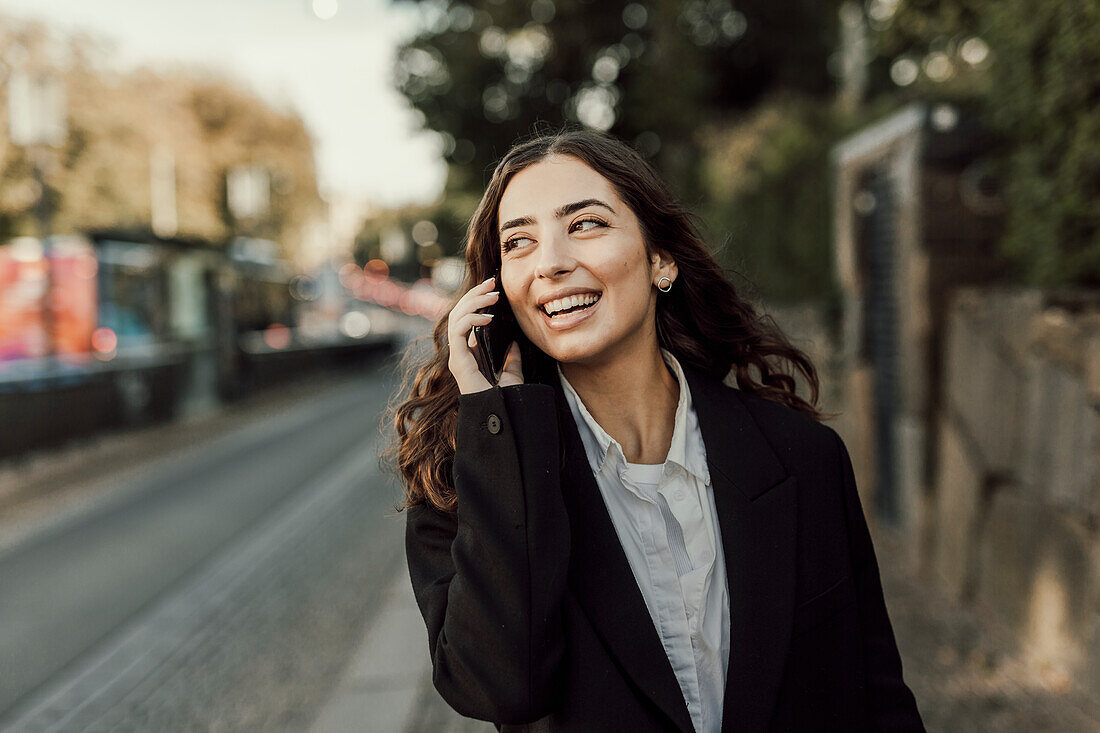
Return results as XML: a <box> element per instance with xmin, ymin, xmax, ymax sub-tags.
<box><xmin>657</xmin><ymin>276</ymin><xmax>673</xmax><ymax>293</ymax></box>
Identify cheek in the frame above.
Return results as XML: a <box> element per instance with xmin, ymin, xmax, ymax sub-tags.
<box><xmin>587</xmin><ymin>248</ymin><xmax>635</xmax><ymax>285</ymax></box>
<box><xmin>500</xmin><ymin>264</ymin><xmax>522</xmax><ymax>298</ymax></box>
<box><xmin>501</xmin><ymin>272</ymin><xmax>535</xmax><ymax>326</ymax></box>
<box><xmin>602</xmin><ymin>253</ymin><xmax>652</xmax><ymax>301</ymax></box>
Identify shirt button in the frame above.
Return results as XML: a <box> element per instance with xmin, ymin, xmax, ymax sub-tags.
<box><xmin>487</xmin><ymin>413</ymin><xmax>501</xmax><ymax>434</ymax></box>
<box><xmin>674</xmin><ymin>489</ymin><xmax>686</xmax><ymax>501</ymax></box>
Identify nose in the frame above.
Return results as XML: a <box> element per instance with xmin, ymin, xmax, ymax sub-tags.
<box><xmin>533</xmin><ymin>230</ymin><xmax>575</xmax><ymax>280</ymax></box>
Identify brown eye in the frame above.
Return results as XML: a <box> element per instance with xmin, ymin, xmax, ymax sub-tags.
<box><xmin>502</xmin><ymin>235</ymin><xmax>532</xmax><ymax>252</ymax></box>
<box><xmin>571</xmin><ymin>218</ymin><xmax>607</xmax><ymax>233</ymax></box>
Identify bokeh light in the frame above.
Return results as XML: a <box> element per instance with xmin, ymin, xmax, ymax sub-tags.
<box><xmin>530</xmin><ymin>0</ymin><xmax>556</xmax><ymax>24</ymax></box>
<box><xmin>91</xmin><ymin>327</ymin><xmax>117</xmax><ymax>355</ymax></box>
<box><xmin>338</xmin><ymin>311</ymin><xmax>371</xmax><ymax>339</ymax></box>
<box><xmin>622</xmin><ymin>3</ymin><xmax>647</xmax><ymax>30</ymax></box>
<box><xmin>960</xmin><ymin>37</ymin><xmax>990</xmax><ymax>67</ymax></box>
<box><xmin>262</xmin><ymin>323</ymin><xmax>291</xmax><ymax>350</ymax></box>
<box><xmin>573</xmin><ymin>85</ymin><xmax>618</xmax><ymax>131</ymax></box>
<box><xmin>364</xmin><ymin>259</ymin><xmax>390</xmax><ymax>280</ymax></box>
<box><xmin>890</xmin><ymin>58</ymin><xmax>919</xmax><ymax>86</ymax></box>
<box><xmin>923</xmin><ymin>52</ymin><xmax>955</xmax><ymax>83</ymax></box>
<box><xmin>311</xmin><ymin>0</ymin><xmax>338</xmax><ymax>21</ymax></box>
<box><xmin>592</xmin><ymin>55</ymin><xmax>620</xmax><ymax>84</ymax></box>
<box><xmin>338</xmin><ymin>262</ymin><xmax>364</xmax><ymax>290</ymax></box>
<box><xmin>411</xmin><ymin>220</ymin><xmax>438</xmax><ymax>246</ymax></box>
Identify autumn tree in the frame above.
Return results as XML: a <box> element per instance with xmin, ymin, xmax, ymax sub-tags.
<box><xmin>0</xmin><ymin>16</ymin><xmax>322</xmax><ymax>257</ymax></box>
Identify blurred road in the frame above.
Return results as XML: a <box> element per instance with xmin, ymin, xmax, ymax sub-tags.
<box><xmin>0</xmin><ymin>358</ymin><xmax>412</xmax><ymax>730</ymax></box>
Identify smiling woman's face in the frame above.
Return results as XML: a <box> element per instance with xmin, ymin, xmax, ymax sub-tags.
<box><xmin>497</xmin><ymin>154</ymin><xmax>675</xmax><ymax>367</ymax></box>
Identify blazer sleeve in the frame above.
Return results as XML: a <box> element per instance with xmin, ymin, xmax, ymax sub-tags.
<box><xmin>405</xmin><ymin>382</ymin><xmax>570</xmax><ymax>725</ymax></box>
<box><xmin>831</xmin><ymin>428</ymin><xmax>926</xmax><ymax>731</ymax></box>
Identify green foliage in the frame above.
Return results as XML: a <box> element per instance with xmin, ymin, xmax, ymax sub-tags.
<box><xmin>380</xmin><ymin>0</ymin><xmax>849</xmax><ymax>299</ymax></box>
<box><xmin>697</xmin><ymin>97</ymin><xmax>858</xmax><ymax>304</ymax></box>
<box><xmin>858</xmin><ymin>2</ymin><xmax>992</xmax><ymax>125</ymax></box>
<box><xmin>391</xmin><ymin>0</ymin><xmax>841</xmax><ymax>213</ymax></box>
<box><xmin>985</xmin><ymin>0</ymin><xmax>1100</xmax><ymax>285</ymax></box>
<box><xmin>869</xmin><ymin>0</ymin><xmax>1100</xmax><ymax>286</ymax></box>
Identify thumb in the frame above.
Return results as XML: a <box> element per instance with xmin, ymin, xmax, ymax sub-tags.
<box><xmin>499</xmin><ymin>341</ymin><xmax>525</xmax><ymax>386</ymax></box>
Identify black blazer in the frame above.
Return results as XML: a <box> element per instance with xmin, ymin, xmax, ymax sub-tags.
<box><xmin>405</xmin><ymin>362</ymin><xmax>925</xmax><ymax>732</ymax></box>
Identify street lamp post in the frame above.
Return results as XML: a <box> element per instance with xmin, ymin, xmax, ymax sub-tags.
<box><xmin>227</xmin><ymin>164</ymin><xmax>270</xmax><ymax>227</ymax></box>
<box><xmin>7</xmin><ymin>54</ymin><xmax>67</xmax><ymax>371</ymax></box>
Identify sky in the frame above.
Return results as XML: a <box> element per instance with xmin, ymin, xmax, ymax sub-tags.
<box><xmin>0</xmin><ymin>0</ymin><xmax>447</xmax><ymax>207</ymax></box>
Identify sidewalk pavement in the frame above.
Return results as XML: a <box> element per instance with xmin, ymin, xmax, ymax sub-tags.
<box><xmin>309</xmin><ymin>568</ymin><xmax>493</xmax><ymax>733</ymax></box>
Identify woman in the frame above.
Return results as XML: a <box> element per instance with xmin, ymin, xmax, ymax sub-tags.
<box><xmin>384</xmin><ymin>129</ymin><xmax>924</xmax><ymax>732</ymax></box>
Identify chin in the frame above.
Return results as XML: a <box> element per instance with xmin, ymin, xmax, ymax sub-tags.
<box><xmin>540</xmin><ymin>336</ymin><xmax>609</xmax><ymax>366</ymax></box>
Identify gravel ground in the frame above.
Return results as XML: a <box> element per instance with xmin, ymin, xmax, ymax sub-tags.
<box><xmin>873</xmin><ymin>526</ymin><xmax>1100</xmax><ymax>732</ymax></box>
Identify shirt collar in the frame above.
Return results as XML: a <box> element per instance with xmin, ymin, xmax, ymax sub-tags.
<box><xmin>557</xmin><ymin>348</ymin><xmax>711</xmax><ymax>485</ymax></box>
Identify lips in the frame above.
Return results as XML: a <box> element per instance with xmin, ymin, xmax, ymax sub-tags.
<box><xmin>539</xmin><ymin>293</ymin><xmax>601</xmax><ymax>330</ymax></box>
<box><xmin>539</xmin><ymin>292</ymin><xmax>602</xmax><ymax>317</ymax></box>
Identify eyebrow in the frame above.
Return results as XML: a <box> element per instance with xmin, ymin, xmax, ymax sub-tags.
<box><xmin>499</xmin><ymin>198</ymin><xmax>616</xmax><ymax>235</ymax></box>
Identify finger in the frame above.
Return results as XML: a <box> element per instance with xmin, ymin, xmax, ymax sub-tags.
<box><xmin>449</xmin><ymin>309</ymin><xmax>493</xmax><ymax>338</ymax></box>
<box><xmin>468</xmin><ymin>329</ymin><xmax>476</xmax><ymax>349</ymax></box>
<box><xmin>456</xmin><ymin>277</ymin><xmax>497</xmax><ymax>309</ymax></box>
<box><xmin>464</xmin><ymin>290</ymin><xmax>501</xmax><ymax>314</ymax></box>
<box><xmin>448</xmin><ymin>311</ymin><xmax>492</xmax><ymax>362</ymax></box>
<box><xmin>457</xmin><ymin>284</ymin><xmax>498</xmax><ymax>308</ymax></box>
<box><xmin>449</xmin><ymin>288</ymin><xmax>499</xmax><ymax>328</ymax></box>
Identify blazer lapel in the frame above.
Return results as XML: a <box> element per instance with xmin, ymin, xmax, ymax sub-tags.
<box><xmin>545</xmin><ymin>362</ymin><xmax>797</xmax><ymax>733</ymax></box>
<box><xmin>549</xmin><ymin>374</ymin><xmax>696</xmax><ymax>733</ymax></box>
<box><xmin>681</xmin><ymin>364</ymin><xmax>798</xmax><ymax>733</ymax></box>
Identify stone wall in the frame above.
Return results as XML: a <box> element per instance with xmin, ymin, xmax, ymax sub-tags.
<box><xmin>763</xmin><ymin>289</ymin><xmax>1099</xmax><ymax>692</ymax></box>
<box><xmin>931</xmin><ymin>287</ymin><xmax>1100</xmax><ymax>690</ymax></box>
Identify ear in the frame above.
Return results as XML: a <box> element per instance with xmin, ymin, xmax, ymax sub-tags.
<box><xmin>651</xmin><ymin>248</ymin><xmax>678</xmax><ymax>283</ymax></box>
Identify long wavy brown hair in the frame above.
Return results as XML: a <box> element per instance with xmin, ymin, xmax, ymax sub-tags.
<box><xmin>381</xmin><ymin>128</ymin><xmax>835</xmax><ymax>513</ymax></box>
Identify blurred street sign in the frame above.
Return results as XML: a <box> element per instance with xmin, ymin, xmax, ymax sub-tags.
<box><xmin>150</xmin><ymin>145</ymin><xmax>179</xmax><ymax>238</ymax></box>
<box><xmin>8</xmin><ymin>69</ymin><xmax>66</xmax><ymax>148</ymax></box>
<box><xmin>227</xmin><ymin>165</ymin><xmax>270</xmax><ymax>220</ymax></box>
<box><xmin>430</xmin><ymin>256</ymin><xmax>465</xmax><ymax>294</ymax></box>
<box><xmin>380</xmin><ymin>227</ymin><xmax>411</xmax><ymax>264</ymax></box>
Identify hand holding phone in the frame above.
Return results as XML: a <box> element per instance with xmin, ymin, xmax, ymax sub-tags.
<box><xmin>447</xmin><ymin>275</ymin><xmax>524</xmax><ymax>394</ymax></box>
<box><xmin>471</xmin><ymin>273</ymin><xmax>522</xmax><ymax>386</ymax></box>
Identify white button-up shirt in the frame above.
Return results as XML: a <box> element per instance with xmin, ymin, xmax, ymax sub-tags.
<box><xmin>557</xmin><ymin>349</ymin><xmax>730</xmax><ymax>733</ymax></box>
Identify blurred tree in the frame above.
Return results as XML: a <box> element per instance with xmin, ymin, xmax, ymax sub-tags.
<box><xmin>985</xmin><ymin>0</ymin><xmax>1100</xmax><ymax>286</ymax></box>
<box><xmin>698</xmin><ymin>96</ymin><xmax>842</xmax><ymax>304</ymax></box>
<box><xmin>354</xmin><ymin>201</ymin><xmax>468</xmax><ymax>282</ymax></box>
<box><xmin>868</xmin><ymin>0</ymin><xmax>990</xmax><ymax>100</ymax></box>
<box><xmin>869</xmin><ymin>0</ymin><xmax>1100</xmax><ymax>286</ymax></box>
<box><xmin>390</xmin><ymin>0</ymin><xmax>841</xmax><ymax>232</ymax></box>
<box><xmin>0</xmin><ymin>16</ymin><xmax>322</xmax><ymax>258</ymax></box>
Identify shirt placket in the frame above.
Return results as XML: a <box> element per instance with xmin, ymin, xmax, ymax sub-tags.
<box><xmin>623</xmin><ymin>462</ymin><xmax>705</xmax><ymax>732</ymax></box>
<box><xmin>662</xmin><ymin>470</ymin><xmax>713</xmax><ymax>632</ymax></box>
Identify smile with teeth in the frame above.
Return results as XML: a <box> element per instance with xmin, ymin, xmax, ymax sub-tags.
<box><xmin>540</xmin><ymin>292</ymin><xmax>601</xmax><ymax>317</ymax></box>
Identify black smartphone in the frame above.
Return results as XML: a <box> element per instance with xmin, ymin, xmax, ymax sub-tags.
<box><xmin>472</xmin><ymin>273</ymin><xmax>520</xmax><ymax>385</ymax></box>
